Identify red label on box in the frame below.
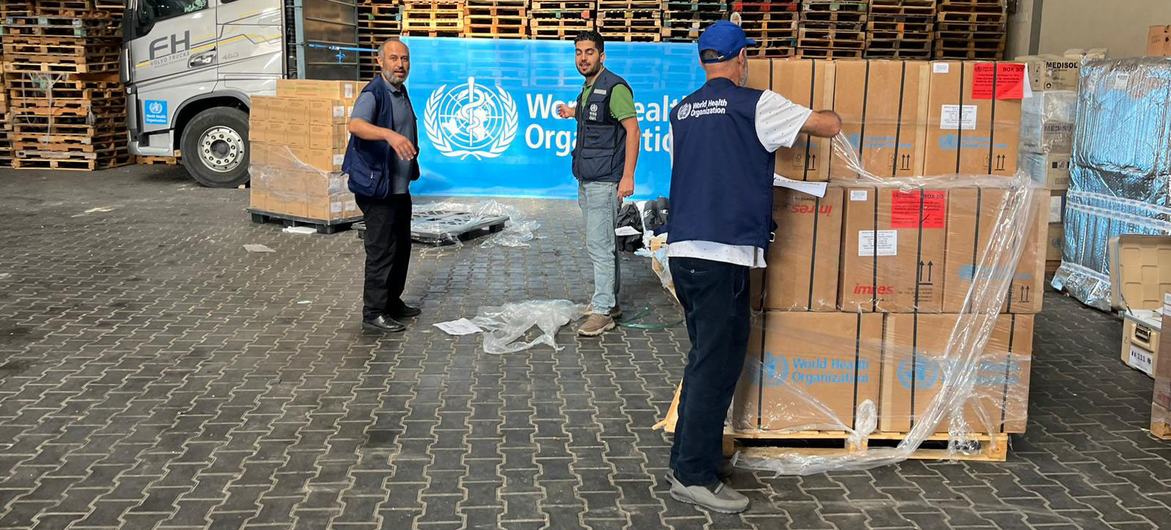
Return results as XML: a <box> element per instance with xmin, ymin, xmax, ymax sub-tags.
<box><xmin>996</xmin><ymin>63</ymin><xmax>1026</xmax><ymax>100</ymax></box>
<box><xmin>891</xmin><ymin>190</ymin><xmax>947</xmax><ymax>229</ymax></box>
<box><xmin>972</xmin><ymin>63</ymin><xmax>996</xmax><ymax>100</ymax></box>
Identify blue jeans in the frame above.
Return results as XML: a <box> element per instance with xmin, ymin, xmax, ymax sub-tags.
<box><xmin>668</xmin><ymin>257</ymin><xmax>751</xmax><ymax>487</ymax></box>
<box><xmin>578</xmin><ymin>180</ymin><xmax>620</xmax><ymax>315</ymax></box>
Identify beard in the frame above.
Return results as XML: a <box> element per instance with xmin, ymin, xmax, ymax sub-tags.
<box><xmin>578</xmin><ymin>62</ymin><xmax>601</xmax><ymax>77</ymax></box>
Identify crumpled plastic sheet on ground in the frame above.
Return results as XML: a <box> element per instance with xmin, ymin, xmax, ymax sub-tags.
<box><xmin>706</xmin><ymin>133</ymin><xmax>1044</xmax><ymax>475</ymax></box>
<box><xmin>1053</xmin><ymin>58</ymin><xmax>1171</xmax><ymax>307</ymax></box>
<box><xmin>470</xmin><ymin>300</ymin><xmax>586</xmax><ymax>354</ymax></box>
<box><xmin>412</xmin><ymin>200</ymin><xmax>539</xmax><ymax>248</ymax></box>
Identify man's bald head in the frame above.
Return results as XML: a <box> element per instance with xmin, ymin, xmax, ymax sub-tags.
<box><xmin>378</xmin><ymin>38</ymin><xmax>410</xmax><ymax>86</ymax></box>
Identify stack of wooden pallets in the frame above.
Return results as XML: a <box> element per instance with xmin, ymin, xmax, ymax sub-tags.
<box><xmin>798</xmin><ymin>0</ymin><xmax>869</xmax><ymax>59</ymax></box>
<box><xmin>732</xmin><ymin>1</ymin><xmax>800</xmax><ymax>58</ymax></box>
<box><xmin>596</xmin><ymin>0</ymin><xmax>662</xmax><ymax>42</ymax></box>
<box><xmin>0</xmin><ymin>47</ymin><xmax>11</xmax><ymax>169</ymax></box>
<box><xmin>2</xmin><ymin>7</ymin><xmax>131</xmax><ymax>171</ymax></box>
<box><xmin>465</xmin><ymin>0</ymin><xmax>528</xmax><ymax>38</ymax></box>
<box><xmin>529</xmin><ymin>0</ymin><xmax>596</xmax><ymax>40</ymax></box>
<box><xmin>358</xmin><ymin>0</ymin><xmax>402</xmax><ymax>79</ymax></box>
<box><xmin>662</xmin><ymin>0</ymin><xmax>727</xmax><ymax>43</ymax></box>
<box><xmin>865</xmin><ymin>0</ymin><xmax>934</xmax><ymax>58</ymax></box>
<box><xmin>402</xmin><ymin>0</ymin><xmax>465</xmax><ymax>37</ymax></box>
<box><xmin>934</xmin><ymin>0</ymin><xmax>1006</xmax><ymax>59</ymax></box>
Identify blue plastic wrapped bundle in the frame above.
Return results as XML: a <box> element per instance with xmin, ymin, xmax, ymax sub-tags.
<box><xmin>1054</xmin><ymin>58</ymin><xmax>1171</xmax><ymax>308</ymax></box>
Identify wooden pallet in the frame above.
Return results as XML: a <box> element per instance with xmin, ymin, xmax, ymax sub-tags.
<box><xmin>248</xmin><ymin>209</ymin><xmax>362</xmax><ymax>235</ymax></box>
<box><xmin>732</xmin><ymin>1</ymin><xmax>799</xmax><ymax>12</ymax></box>
<box><xmin>728</xmin><ymin>430</ymin><xmax>1011</xmax><ymax>463</ymax></box>
<box><xmin>530</xmin><ymin>0</ymin><xmax>597</xmax><ymax>10</ymax></box>
<box><xmin>12</xmin><ymin>151</ymin><xmax>132</xmax><ymax>171</ymax></box>
<box><xmin>662</xmin><ymin>12</ymin><xmax>728</xmax><ymax>41</ymax></box>
<box><xmin>0</xmin><ymin>16</ymin><xmax>120</xmax><ymax>38</ymax></box>
<box><xmin>597</xmin><ymin>9</ymin><xmax>663</xmax><ymax>41</ymax></box>
<box><xmin>865</xmin><ymin>37</ymin><xmax>932</xmax><ymax>58</ymax></box>
<box><xmin>465</xmin><ymin>16</ymin><xmax>529</xmax><ymax>38</ymax></box>
<box><xmin>530</xmin><ymin>16</ymin><xmax>595</xmax><ymax>40</ymax></box>
<box><xmin>137</xmin><ymin>155</ymin><xmax>179</xmax><ymax>165</ymax></box>
<box><xmin>402</xmin><ymin>4</ymin><xmax>465</xmax><ymax>35</ymax></box>
<box><xmin>798</xmin><ymin>46</ymin><xmax>866</xmax><ymax>58</ymax></box>
<box><xmin>801</xmin><ymin>0</ymin><xmax>870</xmax><ymax>22</ymax></box>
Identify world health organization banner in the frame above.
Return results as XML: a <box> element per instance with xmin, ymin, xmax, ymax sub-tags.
<box><xmin>401</xmin><ymin>37</ymin><xmax>707</xmax><ymax>199</ymax></box>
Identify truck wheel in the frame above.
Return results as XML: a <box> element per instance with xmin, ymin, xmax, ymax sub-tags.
<box><xmin>181</xmin><ymin>107</ymin><xmax>250</xmax><ymax>188</ymax></box>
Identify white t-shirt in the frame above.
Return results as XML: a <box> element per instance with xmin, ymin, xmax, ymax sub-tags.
<box><xmin>667</xmin><ymin>89</ymin><xmax>814</xmax><ymax>268</ymax></box>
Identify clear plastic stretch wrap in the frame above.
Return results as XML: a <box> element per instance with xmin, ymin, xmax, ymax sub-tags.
<box><xmin>248</xmin><ymin>143</ymin><xmax>360</xmax><ymax>222</ymax></box>
<box><xmin>658</xmin><ymin>134</ymin><xmax>1044</xmax><ymax>475</ymax></box>
<box><xmin>1020</xmin><ymin>90</ymin><xmax>1076</xmax><ymax>154</ymax></box>
<box><xmin>1053</xmin><ymin>58</ymin><xmax>1171</xmax><ymax>308</ymax></box>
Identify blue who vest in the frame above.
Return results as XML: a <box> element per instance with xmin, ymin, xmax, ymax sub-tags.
<box><xmin>666</xmin><ymin>78</ymin><xmax>775</xmax><ymax>250</ymax></box>
<box><xmin>572</xmin><ymin>68</ymin><xmax>631</xmax><ymax>183</ymax></box>
<box><xmin>343</xmin><ymin>74</ymin><xmax>402</xmax><ymax>199</ymax></box>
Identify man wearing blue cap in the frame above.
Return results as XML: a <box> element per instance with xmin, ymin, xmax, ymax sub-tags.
<box><xmin>663</xmin><ymin>20</ymin><xmax>841</xmax><ymax>513</ymax></box>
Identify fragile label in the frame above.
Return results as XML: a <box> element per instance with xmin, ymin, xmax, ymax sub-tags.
<box><xmin>850</xmin><ymin>190</ymin><xmax>869</xmax><ymax>201</ymax></box>
<box><xmin>933</xmin><ymin>63</ymin><xmax>950</xmax><ymax>74</ymax></box>
<box><xmin>1129</xmin><ymin>344</ymin><xmax>1154</xmax><ymax>376</ymax></box>
<box><xmin>859</xmin><ymin>230</ymin><xmax>897</xmax><ymax>257</ymax></box>
<box><xmin>940</xmin><ymin>105</ymin><xmax>978</xmax><ymax>130</ymax></box>
<box><xmin>890</xmin><ymin>190</ymin><xmax>947</xmax><ymax>229</ymax></box>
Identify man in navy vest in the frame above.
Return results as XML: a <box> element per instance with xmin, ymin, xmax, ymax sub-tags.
<box><xmin>664</xmin><ymin>21</ymin><xmax>842</xmax><ymax>513</ymax></box>
<box><xmin>342</xmin><ymin>38</ymin><xmax>422</xmax><ymax>333</ymax></box>
<box><xmin>556</xmin><ymin>31</ymin><xmax>641</xmax><ymax>337</ymax></box>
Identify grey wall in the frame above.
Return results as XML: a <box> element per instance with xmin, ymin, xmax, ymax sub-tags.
<box><xmin>1009</xmin><ymin>0</ymin><xmax>1171</xmax><ymax>58</ymax></box>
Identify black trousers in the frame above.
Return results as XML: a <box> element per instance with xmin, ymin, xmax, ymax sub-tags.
<box><xmin>356</xmin><ymin>193</ymin><xmax>412</xmax><ymax>321</ymax></box>
<box><xmin>668</xmin><ymin>256</ymin><xmax>751</xmax><ymax>487</ymax></box>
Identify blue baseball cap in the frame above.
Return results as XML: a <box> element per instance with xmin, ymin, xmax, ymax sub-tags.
<box><xmin>697</xmin><ymin>20</ymin><xmax>755</xmax><ymax>63</ymax></box>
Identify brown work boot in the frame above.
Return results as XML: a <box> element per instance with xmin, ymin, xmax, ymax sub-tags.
<box><xmin>577</xmin><ymin>313</ymin><xmax>616</xmax><ymax>336</ymax></box>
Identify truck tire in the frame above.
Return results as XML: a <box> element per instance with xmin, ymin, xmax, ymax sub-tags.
<box><xmin>181</xmin><ymin>107</ymin><xmax>250</xmax><ymax>188</ymax></box>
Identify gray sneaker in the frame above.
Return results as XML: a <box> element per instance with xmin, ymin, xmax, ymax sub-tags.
<box><xmin>666</xmin><ymin>473</ymin><xmax>750</xmax><ymax>514</ymax></box>
<box><xmin>577</xmin><ymin>314</ymin><xmax>615</xmax><ymax>336</ymax></box>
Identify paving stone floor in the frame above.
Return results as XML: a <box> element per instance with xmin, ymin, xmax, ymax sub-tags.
<box><xmin>0</xmin><ymin>165</ymin><xmax>1169</xmax><ymax>529</ymax></box>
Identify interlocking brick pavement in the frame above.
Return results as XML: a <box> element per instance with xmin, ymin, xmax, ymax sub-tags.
<box><xmin>1</xmin><ymin>165</ymin><xmax>1169</xmax><ymax>529</ymax></box>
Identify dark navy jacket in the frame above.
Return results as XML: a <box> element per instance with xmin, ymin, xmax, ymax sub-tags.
<box><xmin>666</xmin><ymin>78</ymin><xmax>775</xmax><ymax>250</ymax></box>
<box><xmin>572</xmin><ymin>68</ymin><xmax>632</xmax><ymax>183</ymax></box>
<box><xmin>343</xmin><ymin>74</ymin><xmax>413</xmax><ymax>199</ymax></box>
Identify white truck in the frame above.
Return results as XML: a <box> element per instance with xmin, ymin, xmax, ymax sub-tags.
<box><xmin>120</xmin><ymin>0</ymin><xmax>361</xmax><ymax>187</ymax></box>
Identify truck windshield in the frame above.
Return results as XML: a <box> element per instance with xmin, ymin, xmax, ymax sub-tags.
<box><xmin>141</xmin><ymin>0</ymin><xmax>209</xmax><ymax>26</ymax></box>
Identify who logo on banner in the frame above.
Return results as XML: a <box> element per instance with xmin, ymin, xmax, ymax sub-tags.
<box><xmin>424</xmin><ymin>77</ymin><xmax>518</xmax><ymax>160</ymax></box>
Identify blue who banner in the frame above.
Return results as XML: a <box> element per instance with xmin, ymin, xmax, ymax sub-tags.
<box><xmin>400</xmin><ymin>37</ymin><xmax>707</xmax><ymax>200</ymax></box>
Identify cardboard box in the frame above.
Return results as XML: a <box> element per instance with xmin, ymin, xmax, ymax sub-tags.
<box><xmin>1049</xmin><ymin>190</ymin><xmax>1066</xmax><ymax>223</ymax></box>
<box><xmin>943</xmin><ymin>188</ymin><xmax>1047</xmax><ymax>314</ymax></box>
<box><xmin>1015</xmin><ymin>54</ymin><xmax>1083</xmax><ymax>91</ymax></box>
<box><xmin>276</xmin><ymin>79</ymin><xmax>359</xmax><ymax>102</ymax></box>
<box><xmin>1047</xmin><ymin>223</ymin><xmax>1063</xmax><ymax>261</ymax></box>
<box><xmin>747</xmin><ymin>58</ymin><xmax>771</xmax><ymax>90</ymax></box>
<box><xmin>840</xmin><ymin>186</ymin><xmax>947</xmax><ymax>313</ymax></box>
<box><xmin>859</xmin><ymin>61</ymin><xmax>930</xmax><ymax>179</ymax></box>
<box><xmin>830</xmin><ymin>61</ymin><xmax>868</xmax><ymax>179</ymax></box>
<box><xmin>1149</xmin><ymin>26</ymin><xmax>1171</xmax><ymax>57</ymax></box>
<box><xmin>1121</xmin><ymin>309</ymin><xmax>1160</xmax><ymax>378</ymax></box>
<box><xmin>1021</xmin><ymin>152</ymin><xmax>1071</xmax><ymax>190</ymax></box>
<box><xmin>1108</xmin><ymin>235</ymin><xmax>1171</xmax><ymax>312</ymax></box>
<box><xmin>758</xmin><ymin>187</ymin><xmax>844</xmax><ymax>311</ymax></box>
<box><xmin>1153</xmin><ymin>292</ymin><xmax>1171</xmax><ymax>439</ymax></box>
<box><xmin>772</xmin><ymin>59</ymin><xmax>834</xmax><ymax>181</ymax></box>
<box><xmin>924</xmin><ymin>61</ymin><xmax>963</xmax><ymax>175</ymax></box>
<box><xmin>881</xmin><ymin>314</ymin><xmax>1033</xmax><ymax>434</ymax></box>
<box><xmin>734</xmin><ymin>312</ymin><xmax>884</xmax><ymax>432</ymax></box>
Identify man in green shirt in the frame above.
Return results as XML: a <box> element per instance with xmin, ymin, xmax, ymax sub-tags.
<box><xmin>557</xmin><ymin>31</ymin><xmax>641</xmax><ymax>336</ymax></box>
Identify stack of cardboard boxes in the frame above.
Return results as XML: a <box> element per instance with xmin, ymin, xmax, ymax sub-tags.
<box><xmin>249</xmin><ymin>80</ymin><xmax>363</xmax><ymax>222</ymax></box>
<box><xmin>733</xmin><ymin>58</ymin><xmax>1044</xmax><ymax>437</ymax></box>
<box><xmin>1015</xmin><ymin>54</ymin><xmax>1083</xmax><ymax>276</ymax></box>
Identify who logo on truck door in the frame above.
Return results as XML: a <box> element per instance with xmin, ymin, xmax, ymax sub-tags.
<box><xmin>144</xmin><ymin>100</ymin><xmax>169</xmax><ymax>125</ymax></box>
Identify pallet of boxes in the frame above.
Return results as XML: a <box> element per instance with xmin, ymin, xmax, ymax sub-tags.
<box><xmin>2</xmin><ymin>8</ymin><xmax>131</xmax><ymax>170</ymax></box>
<box><xmin>247</xmin><ymin>80</ymin><xmax>363</xmax><ymax>234</ymax></box>
<box><xmin>1155</xmin><ymin>293</ymin><xmax>1171</xmax><ymax>440</ymax></box>
<box><xmin>1015</xmin><ymin>53</ymin><xmax>1084</xmax><ymax>278</ymax></box>
<box><xmin>657</xmin><ymin>58</ymin><xmax>1045</xmax><ymax>464</ymax></box>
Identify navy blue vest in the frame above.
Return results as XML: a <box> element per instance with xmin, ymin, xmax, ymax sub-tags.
<box><xmin>343</xmin><ymin>74</ymin><xmax>398</xmax><ymax>199</ymax></box>
<box><xmin>666</xmin><ymin>78</ymin><xmax>775</xmax><ymax>250</ymax></box>
<box><xmin>572</xmin><ymin>69</ymin><xmax>631</xmax><ymax>183</ymax></box>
